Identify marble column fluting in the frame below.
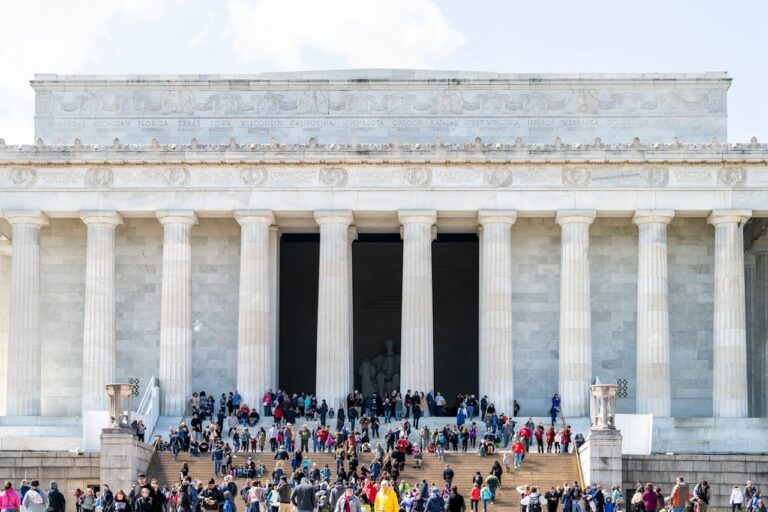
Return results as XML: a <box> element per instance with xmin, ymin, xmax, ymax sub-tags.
<box><xmin>478</xmin><ymin>210</ymin><xmax>517</xmax><ymax>415</ymax></box>
<box><xmin>80</xmin><ymin>211</ymin><xmax>123</xmax><ymax>412</ymax></box>
<box><xmin>314</xmin><ymin>210</ymin><xmax>354</xmax><ymax>409</ymax></box>
<box><xmin>0</xmin><ymin>239</ymin><xmax>11</xmax><ymax>416</ymax></box>
<box><xmin>750</xmin><ymin>240</ymin><xmax>768</xmax><ymax>417</ymax></box>
<box><xmin>708</xmin><ymin>209</ymin><xmax>751</xmax><ymax>418</ymax></box>
<box><xmin>157</xmin><ymin>210</ymin><xmax>198</xmax><ymax>416</ymax></box>
<box><xmin>235</xmin><ymin>211</ymin><xmax>275</xmax><ymax>408</ymax></box>
<box><xmin>399</xmin><ymin>210</ymin><xmax>437</xmax><ymax>395</ymax></box>
<box><xmin>5</xmin><ymin>211</ymin><xmax>48</xmax><ymax>416</ymax></box>
<box><xmin>633</xmin><ymin>210</ymin><xmax>674</xmax><ymax>417</ymax></box>
<box><xmin>556</xmin><ymin>210</ymin><xmax>596</xmax><ymax>418</ymax></box>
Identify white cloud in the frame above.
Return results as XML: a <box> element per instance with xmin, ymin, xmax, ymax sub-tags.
<box><xmin>0</xmin><ymin>0</ymin><xmax>173</xmax><ymax>143</ymax></box>
<box><xmin>223</xmin><ymin>0</ymin><xmax>466</xmax><ymax>70</ymax></box>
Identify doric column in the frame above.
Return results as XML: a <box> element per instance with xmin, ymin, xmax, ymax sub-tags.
<box><xmin>235</xmin><ymin>210</ymin><xmax>275</xmax><ymax>408</ymax></box>
<box><xmin>0</xmin><ymin>239</ymin><xmax>11</xmax><ymax>416</ymax></box>
<box><xmin>5</xmin><ymin>211</ymin><xmax>48</xmax><ymax>416</ymax></box>
<box><xmin>708</xmin><ymin>209</ymin><xmax>751</xmax><ymax>417</ymax></box>
<box><xmin>633</xmin><ymin>210</ymin><xmax>674</xmax><ymax>417</ymax></box>
<box><xmin>314</xmin><ymin>210</ymin><xmax>354</xmax><ymax>409</ymax></box>
<box><xmin>556</xmin><ymin>210</ymin><xmax>596</xmax><ymax>417</ymax></box>
<box><xmin>399</xmin><ymin>210</ymin><xmax>437</xmax><ymax>395</ymax></box>
<box><xmin>157</xmin><ymin>210</ymin><xmax>198</xmax><ymax>416</ymax></box>
<box><xmin>751</xmin><ymin>240</ymin><xmax>768</xmax><ymax>417</ymax></box>
<box><xmin>80</xmin><ymin>211</ymin><xmax>123</xmax><ymax>412</ymax></box>
<box><xmin>478</xmin><ymin>210</ymin><xmax>517</xmax><ymax>415</ymax></box>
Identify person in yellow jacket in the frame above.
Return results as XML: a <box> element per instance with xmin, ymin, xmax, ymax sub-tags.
<box><xmin>374</xmin><ymin>480</ymin><xmax>399</xmax><ymax>512</ymax></box>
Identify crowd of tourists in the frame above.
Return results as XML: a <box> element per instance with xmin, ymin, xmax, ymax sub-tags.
<box><xmin>2</xmin><ymin>473</ymin><xmax>763</xmax><ymax>512</ymax></box>
<box><xmin>156</xmin><ymin>390</ymin><xmax>580</xmax><ymax>462</ymax></box>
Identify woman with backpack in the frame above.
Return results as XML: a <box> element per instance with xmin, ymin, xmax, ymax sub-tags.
<box><xmin>21</xmin><ymin>480</ymin><xmax>48</xmax><ymax>512</ymax></box>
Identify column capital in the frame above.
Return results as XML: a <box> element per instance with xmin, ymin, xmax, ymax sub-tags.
<box><xmin>156</xmin><ymin>210</ymin><xmax>198</xmax><ymax>226</ymax></box>
<box><xmin>80</xmin><ymin>211</ymin><xmax>123</xmax><ymax>227</ymax></box>
<box><xmin>478</xmin><ymin>210</ymin><xmax>518</xmax><ymax>226</ymax></box>
<box><xmin>314</xmin><ymin>210</ymin><xmax>354</xmax><ymax>226</ymax></box>
<box><xmin>234</xmin><ymin>210</ymin><xmax>275</xmax><ymax>226</ymax></box>
<box><xmin>556</xmin><ymin>209</ymin><xmax>596</xmax><ymax>226</ymax></box>
<box><xmin>633</xmin><ymin>209</ymin><xmax>675</xmax><ymax>226</ymax></box>
<box><xmin>398</xmin><ymin>209</ymin><xmax>437</xmax><ymax>225</ymax></box>
<box><xmin>707</xmin><ymin>209</ymin><xmax>752</xmax><ymax>226</ymax></box>
<box><xmin>5</xmin><ymin>210</ymin><xmax>49</xmax><ymax>227</ymax></box>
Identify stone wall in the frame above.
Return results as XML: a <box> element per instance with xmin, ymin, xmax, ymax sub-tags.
<box><xmin>114</xmin><ymin>218</ymin><xmax>163</xmax><ymax>396</ymax></box>
<box><xmin>668</xmin><ymin>218</ymin><xmax>715</xmax><ymax>417</ymax></box>
<box><xmin>41</xmin><ymin>219</ymin><xmax>86</xmax><ymax>416</ymax></box>
<box><xmin>189</xmin><ymin>219</ymin><xmax>240</xmax><ymax>395</ymax></box>
<box><xmin>32</xmin><ymin>216</ymin><xmax>717</xmax><ymax>417</ymax></box>
<box><xmin>0</xmin><ymin>451</ymin><xmax>100</xmax><ymax>512</ymax></box>
<box><xmin>623</xmin><ymin>454</ymin><xmax>768</xmax><ymax>511</ymax></box>
<box><xmin>510</xmin><ymin>217</ymin><xmax>561</xmax><ymax>412</ymax></box>
<box><xmin>590</xmin><ymin>218</ymin><xmax>638</xmax><ymax>413</ymax></box>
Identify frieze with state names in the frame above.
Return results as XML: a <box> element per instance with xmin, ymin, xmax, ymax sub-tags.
<box><xmin>35</xmin><ymin>88</ymin><xmax>726</xmax><ymax>117</ymax></box>
<box><xmin>31</xmin><ymin>72</ymin><xmax>729</xmax><ymax>144</ymax></box>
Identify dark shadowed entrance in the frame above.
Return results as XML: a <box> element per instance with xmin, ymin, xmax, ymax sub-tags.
<box><xmin>278</xmin><ymin>234</ymin><xmax>319</xmax><ymax>393</ymax></box>
<box><xmin>352</xmin><ymin>234</ymin><xmax>403</xmax><ymax>395</ymax></box>
<box><xmin>433</xmin><ymin>234</ymin><xmax>479</xmax><ymax>411</ymax></box>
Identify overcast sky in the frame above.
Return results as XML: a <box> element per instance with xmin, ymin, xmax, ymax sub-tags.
<box><xmin>0</xmin><ymin>0</ymin><xmax>765</xmax><ymax>143</ymax></box>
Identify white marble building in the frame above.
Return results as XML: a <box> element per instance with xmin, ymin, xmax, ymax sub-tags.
<box><xmin>0</xmin><ymin>71</ymin><xmax>766</xmax><ymax>439</ymax></box>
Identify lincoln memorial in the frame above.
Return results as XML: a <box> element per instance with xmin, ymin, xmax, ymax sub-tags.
<box><xmin>0</xmin><ymin>71</ymin><xmax>766</xmax><ymax>446</ymax></box>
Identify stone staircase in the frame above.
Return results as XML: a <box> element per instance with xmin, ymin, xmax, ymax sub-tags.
<box><xmin>147</xmin><ymin>449</ymin><xmax>582</xmax><ymax>508</ymax></box>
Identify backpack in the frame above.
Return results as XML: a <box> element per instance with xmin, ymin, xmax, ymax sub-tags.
<box><xmin>529</xmin><ymin>495</ymin><xmax>542</xmax><ymax>512</ymax></box>
<box><xmin>318</xmin><ymin>494</ymin><xmax>330</xmax><ymax>512</ymax></box>
<box><xmin>29</xmin><ymin>490</ymin><xmax>45</xmax><ymax>506</ymax></box>
<box><xmin>437</xmin><ymin>434</ymin><xmax>446</xmax><ymax>445</ymax></box>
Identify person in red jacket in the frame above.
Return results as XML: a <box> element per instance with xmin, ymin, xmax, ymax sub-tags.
<box><xmin>545</xmin><ymin>427</ymin><xmax>556</xmax><ymax>453</ymax></box>
<box><xmin>518</xmin><ymin>425</ymin><xmax>532</xmax><ymax>452</ymax></box>
<box><xmin>534</xmin><ymin>424</ymin><xmax>545</xmax><ymax>453</ymax></box>
<box><xmin>364</xmin><ymin>478</ymin><xmax>378</xmax><ymax>505</ymax></box>
<box><xmin>470</xmin><ymin>483</ymin><xmax>481</xmax><ymax>512</ymax></box>
<box><xmin>560</xmin><ymin>426</ymin><xmax>572</xmax><ymax>454</ymax></box>
<box><xmin>512</xmin><ymin>439</ymin><xmax>526</xmax><ymax>468</ymax></box>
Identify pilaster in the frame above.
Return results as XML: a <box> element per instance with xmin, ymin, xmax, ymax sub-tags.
<box><xmin>750</xmin><ymin>238</ymin><xmax>768</xmax><ymax>417</ymax></box>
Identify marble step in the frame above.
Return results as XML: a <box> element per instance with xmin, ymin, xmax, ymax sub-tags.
<box><xmin>147</xmin><ymin>451</ymin><xmax>581</xmax><ymax>506</ymax></box>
